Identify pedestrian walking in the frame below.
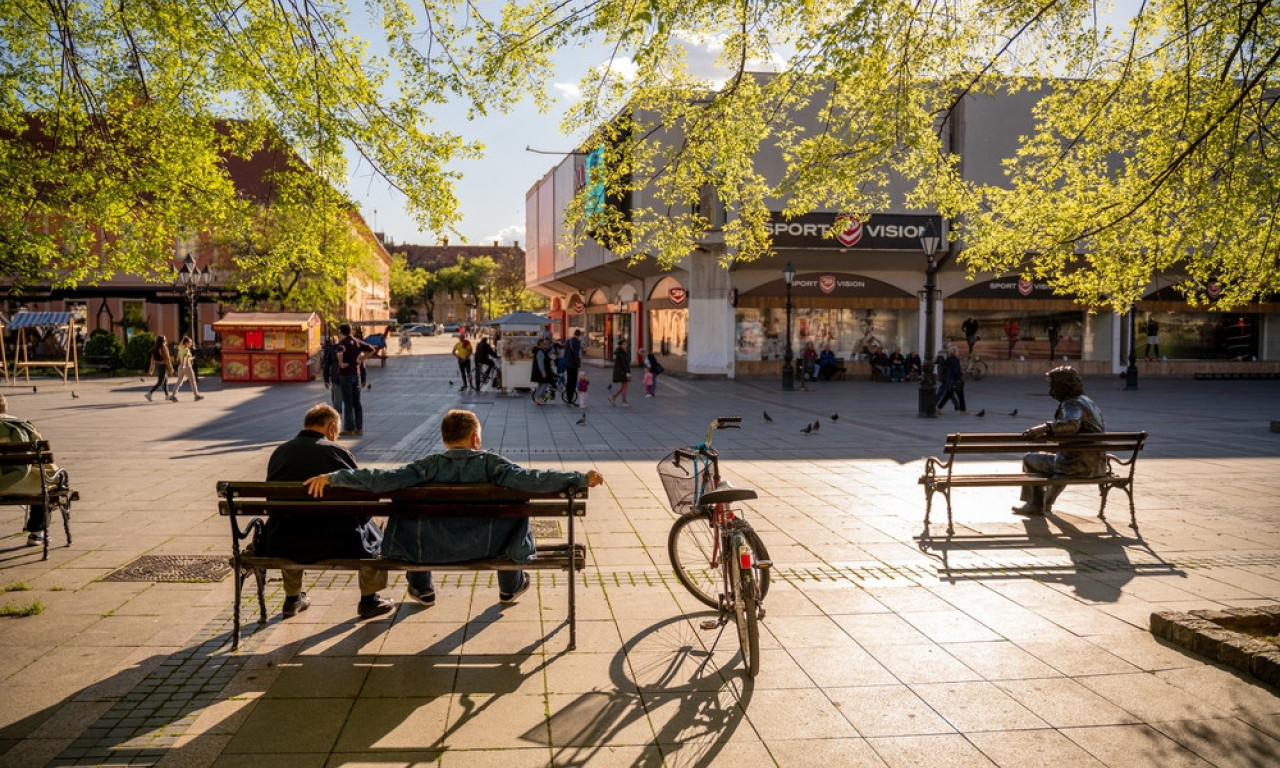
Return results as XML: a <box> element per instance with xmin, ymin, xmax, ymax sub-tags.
<box><xmin>320</xmin><ymin>334</ymin><xmax>343</xmax><ymax>412</ymax></box>
<box><xmin>608</xmin><ymin>339</ymin><xmax>631</xmax><ymax>407</ymax></box>
<box><xmin>935</xmin><ymin>346</ymin><xmax>967</xmax><ymax>413</ymax></box>
<box><xmin>336</xmin><ymin>323</ymin><xmax>375</xmax><ymax>435</ymax></box>
<box><xmin>563</xmin><ymin>329</ymin><xmax>583</xmax><ymax>406</ymax></box>
<box><xmin>452</xmin><ymin>334</ymin><xmax>474</xmax><ymax>390</ymax></box>
<box><xmin>642</xmin><ymin>348</ymin><xmax>664</xmax><ymax>397</ymax></box>
<box><xmin>168</xmin><ymin>336</ymin><xmax>204</xmax><ymax>401</ymax></box>
<box><xmin>145</xmin><ymin>336</ymin><xmax>174</xmax><ymax>401</ymax></box>
<box><xmin>576</xmin><ymin>371</ymin><xmax>589</xmax><ymax>409</ymax></box>
<box><xmin>1004</xmin><ymin>319</ymin><xmax>1021</xmax><ymax>359</ymax></box>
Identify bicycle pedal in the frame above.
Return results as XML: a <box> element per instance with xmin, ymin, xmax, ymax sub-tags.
<box><xmin>699</xmin><ymin>619</ymin><xmax>720</xmax><ymax>631</ymax></box>
<box><xmin>755</xmin><ymin>560</ymin><xmax>773</xmax><ymax>569</ymax></box>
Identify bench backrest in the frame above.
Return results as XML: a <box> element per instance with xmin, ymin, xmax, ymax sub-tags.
<box><xmin>941</xmin><ymin>431</ymin><xmax>1146</xmax><ymax>456</ymax></box>
<box><xmin>0</xmin><ymin>440</ymin><xmax>54</xmax><ymax>467</ymax></box>
<box><xmin>217</xmin><ymin>481</ymin><xmax>587</xmax><ymax>519</ymax></box>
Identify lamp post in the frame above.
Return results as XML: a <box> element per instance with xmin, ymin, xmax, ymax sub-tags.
<box><xmin>1124</xmin><ymin>303</ymin><xmax>1139</xmax><ymax>390</ymax></box>
<box><xmin>172</xmin><ymin>252</ymin><xmax>212</xmax><ymax>344</ymax></box>
<box><xmin>918</xmin><ymin>228</ymin><xmax>941</xmax><ymax>417</ymax></box>
<box><xmin>781</xmin><ymin>262</ymin><xmax>796</xmax><ymax>390</ymax></box>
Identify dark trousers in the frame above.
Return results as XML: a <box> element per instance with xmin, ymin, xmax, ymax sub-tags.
<box><xmin>936</xmin><ymin>381</ymin><xmax>966</xmax><ymax>411</ymax></box>
<box><xmin>407</xmin><ymin>569</ymin><xmax>522</xmax><ymax>594</ymax></box>
<box><xmin>339</xmin><ymin>374</ymin><xmax>363</xmax><ymax>431</ymax></box>
<box><xmin>148</xmin><ymin>368</ymin><xmax>169</xmax><ymax>397</ymax></box>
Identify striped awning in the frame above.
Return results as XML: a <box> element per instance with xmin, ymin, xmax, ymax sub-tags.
<box><xmin>7</xmin><ymin>311</ymin><xmax>75</xmax><ymax>329</ymax></box>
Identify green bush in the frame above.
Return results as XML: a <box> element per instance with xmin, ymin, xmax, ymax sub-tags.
<box><xmin>123</xmin><ymin>331</ymin><xmax>157</xmax><ymax>372</ymax></box>
<box><xmin>83</xmin><ymin>329</ymin><xmax>124</xmax><ymax>368</ymax></box>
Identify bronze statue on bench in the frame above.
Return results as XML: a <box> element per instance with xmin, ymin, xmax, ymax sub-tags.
<box><xmin>1013</xmin><ymin>366</ymin><xmax>1106</xmax><ymax>517</ymax></box>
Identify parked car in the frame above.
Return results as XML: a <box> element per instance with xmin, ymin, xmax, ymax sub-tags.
<box><xmin>400</xmin><ymin>323</ymin><xmax>435</xmax><ymax>336</ymax></box>
<box><xmin>443</xmin><ymin>323</ymin><xmax>461</xmax><ymax>334</ymax></box>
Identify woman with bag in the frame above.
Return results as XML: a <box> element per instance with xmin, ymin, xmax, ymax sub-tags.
<box><xmin>168</xmin><ymin>336</ymin><xmax>204</xmax><ymax>401</ymax></box>
<box><xmin>608</xmin><ymin>339</ymin><xmax>631</xmax><ymax>407</ymax></box>
<box><xmin>146</xmin><ymin>336</ymin><xmax>174</xmax><ymax>401</ymax></box>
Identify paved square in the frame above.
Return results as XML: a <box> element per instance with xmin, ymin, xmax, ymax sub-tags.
<box><xmin>1</xmin><ymin>336</ymin><xmax>1278</xmax><ymax>767</ymax></box>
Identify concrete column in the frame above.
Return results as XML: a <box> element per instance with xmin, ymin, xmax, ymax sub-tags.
<box><xmin>686</xmin><ymin>250</ymin><xmax>734</xmax><ymax>377</ymax></box>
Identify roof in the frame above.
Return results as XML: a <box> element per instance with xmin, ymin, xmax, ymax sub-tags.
<box><xmin>482</xmin><ymin>311</ymin><xmax>550</xmax><ymax>331</ymax></box>
<box><xmin>211</xmin><ymin>312</ymin><xmax>319</xmax><ymax>331</ymax></box>
<box><xmin>7</xmin><ymin>311</ymin><xmax>76</xmax><ymax>329</ymax></box>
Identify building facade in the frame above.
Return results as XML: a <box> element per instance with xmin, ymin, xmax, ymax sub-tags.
<box><xmin>524</xmin><ymin>88</ymin><xmax>1280</xmax><ymax>378</ymax></box>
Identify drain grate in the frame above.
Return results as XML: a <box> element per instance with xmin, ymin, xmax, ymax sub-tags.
<box><xmin>102</xmin><ymin>555</ymin><xmax>233</xmax><ymax>583</ymax></box>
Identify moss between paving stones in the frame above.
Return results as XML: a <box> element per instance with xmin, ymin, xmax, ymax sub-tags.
<box><xmin>1151</xmin><ymin>605</ymin><xmax>1280</xmax><ymax>686</ymax></box>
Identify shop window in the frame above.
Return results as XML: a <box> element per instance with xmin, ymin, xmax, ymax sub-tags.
<box><xmin>649</xmin><ymin>309</ymin><xmax>688</xmax><ymax>357</ymax></box>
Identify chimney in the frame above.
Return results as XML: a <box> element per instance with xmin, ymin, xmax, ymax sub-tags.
<box><xmin>514</xmin><ymin>240</ymin><xmax>520</xmax><ymax>248</ymax></box>
<box><xmin>493</xmin><ymin>240</ymin><xmax>499</xmax><ymax>247</ymax></box>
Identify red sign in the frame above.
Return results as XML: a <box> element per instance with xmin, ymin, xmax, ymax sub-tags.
<box><xmin>835</xmin><ymin>217</ymin><xmax>863</xmax><ymax>247</ymax></box>
<box><xmin>568</xmin><ymin>294</ymin><xmax>585</xmax><ymax>314</ymax></box>
<box><xmin>668</xmin><ymin>287</ymin><xmax>687</xmax><ymax>305</ymax></box>
<box><xmin>1017</xmin><ymin>278</ymin><xmax>1033</xmax><ymax>297</ymax></box>
<box><xmin>819</xmin><ymin>275</ymin><xmax>837</xmax><ymax>294</ymax></box>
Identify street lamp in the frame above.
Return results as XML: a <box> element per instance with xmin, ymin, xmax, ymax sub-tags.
<box><xmin>173</xmin><ymin>252</ymin><xmax>212</xmax><ymax>344</ymax></box>
<box><xmin>781</xmin><ymin>262</ymin><xmax>796</xmax><ymax>390</ymax></box>
<box><xmin>1124</xmin><ymin>303</ymin><xmax>1139</xmax><ymax>390</ymax></box>
<box><xmin>918</xmin><ymin>227</ymin><xmax>941</xmax><ymax>417</ymax></box>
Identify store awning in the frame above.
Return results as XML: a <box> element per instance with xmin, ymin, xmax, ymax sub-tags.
<box><xmin>7</xmin><ymin>311</ymin><xmax>76</xmax><ymax>329</ymax></box>
<box><xmin>212</xmin><ymin>312</ymin><xmax>319</xmax><ymax>331</ymax></box>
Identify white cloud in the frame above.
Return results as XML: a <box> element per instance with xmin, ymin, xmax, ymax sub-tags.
<box><xmin>553</xmin><ymin>81</ymin><xmax>582</xmax><ymax>100</ymax></box>
<box><xmin>484</xmin><ymin>224</ymin><xmax>526</xmax><ymax>246</ymax></box>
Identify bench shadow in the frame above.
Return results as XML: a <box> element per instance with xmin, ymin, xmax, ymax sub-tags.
<box><xmin>918</xmin><ymin>512</ymin><xmax>1184</xmax><ymax>602</ymax></box>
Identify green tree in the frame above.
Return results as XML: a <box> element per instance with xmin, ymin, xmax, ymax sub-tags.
<box><xmin>0</xmin><ymin>0</ymin><xmax>475</xmax><ymax>289</ymax></box>
<box><xmin>389</xmin><ymin>252</ymin><xmax>434</xmax><ymax>321</ymax></box>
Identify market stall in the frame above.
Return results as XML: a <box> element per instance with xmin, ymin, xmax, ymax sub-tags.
<box><xmin>482</xmin><ymin>311</ymin><xmax>550</xmax><ymax>394</ymax></box>
<box><xmin>212</xmin><ymin>312</ymin><xmax>322</xmax><ymax>383</ymax></box>
<box><xmin>6</xmin><ymin>311</ymin><xmax>79</xmax><ymax>386</ymax></box>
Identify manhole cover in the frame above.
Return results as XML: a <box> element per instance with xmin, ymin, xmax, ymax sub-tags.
<box><xmin>101</xmin><ymin>555</ymin><xmax>233</xmax><ymax>583</ymax></box>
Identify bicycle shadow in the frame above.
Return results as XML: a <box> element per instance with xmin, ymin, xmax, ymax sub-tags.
<box><xmin>544</xmin><ymin>614</ymin><xmax>754</xmax><ymax>768</ymax></box>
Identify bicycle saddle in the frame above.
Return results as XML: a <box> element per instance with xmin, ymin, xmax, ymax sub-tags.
<box><xmin>699</xmin><ymin>486</ymin><xmax>758</xmax><ymax>505</ymax></box>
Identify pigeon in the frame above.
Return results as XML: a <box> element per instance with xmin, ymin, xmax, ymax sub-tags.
<box><xmin>802</xmin><ymin>424</ymin><xmax>813</xmax><ymax>435</ymax></box>
<box><xmin>575</xmin><ymin>414</ymin><xmax>587</xmax><ymax>425</ymax></box>
<box><xmin>71</xmin><ymin>391</ymin><xmax>79</xmax><ymax>399</ymax></box>
<box><xmin>140</xmin><ymin>377</ymin><xmax>146</xmax><ymax>382</ymax></box>
<box><xmin>448</xmin><ymin>380</ymin><xmax>454</xmax><ymax>386</ymax></box>
<box><xmin>975</xmin><ymin>409</ymin><xmax>985</xmax><ymax>417</ymax></box>
<box><xmin>763</xmin><ymin>411</ymin><xmax>773</xmax><ymax>423</ymax></box>
<box><xmin>32</xmin><ymin>386</ymin><xmax>37</xmax><ymax>393</ymax></box>
<box><xmin>831</xmin><ymin>413</ymin><xmax>839</xmax><ymax>422</ymax></box>
<box><xmin>813</xmin><ymin>419</ymin><xmax>821</xmax><ymax>432</ymax></box>
<box><xmin>1008</xmin><ymin>408</ymin><xmax>1018</xmax><ymax>416</ymax></box>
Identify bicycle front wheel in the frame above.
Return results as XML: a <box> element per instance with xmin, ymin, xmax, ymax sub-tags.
<box><xmin>668</xmin><ymin>511</ymin><xmax>772</xmax><ymax>609</ymax></box>
<box><xmin>732</xmin><ymin>550</ymin><xmax>761</xmax><ymax>678</ymax></box>
<box><xmin>970</xmin><ymin>359</ymin><xmax>987</xmax><ymax>380</ymax></box>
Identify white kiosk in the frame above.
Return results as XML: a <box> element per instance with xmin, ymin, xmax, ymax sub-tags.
<box><xmin>482</xmin><ymin>311</ymin><xmax>550</xmax><ymax>395</ymax></box>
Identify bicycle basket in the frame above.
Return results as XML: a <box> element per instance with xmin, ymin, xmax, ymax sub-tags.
<box><xmin>656</xmin><ymin>450</ymin><xmax>713</xmax><ymax>514</ymax></box>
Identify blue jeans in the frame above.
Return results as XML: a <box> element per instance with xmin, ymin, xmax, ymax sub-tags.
<box><xmin>407</xmin><ymin>569</ymin><xmax>524</xmax><ymax>595</ymax></box>
<box><xmin>339</xmin><ymin>374</ymin><xmax>363</xmax><ymax>431</ymax></box>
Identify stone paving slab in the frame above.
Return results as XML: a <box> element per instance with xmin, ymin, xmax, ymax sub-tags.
<box><xmin>0</xmin><ymin>334</ymin><xmax>1278</xmax><ymax>767</ymax></box>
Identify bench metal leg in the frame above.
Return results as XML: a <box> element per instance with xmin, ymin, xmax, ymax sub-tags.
<box><xmin>232</xmin><ymin>562</ymin><xmax>245</xmax><ymax>651</ymax></box>
<box><xmin>924</xmin><ymin>486</ymin><xmax>934</xmax><ymax>530</ymax></box>
<box><xmin>943</xmin><ymin>488</ymin><xmax>955</xmax><ymax>536</ymax></box>
<box><xmin>254</xmin><ymin>568</ymin><xmax>268</xmax><ymax>625</ymax></box>
<box><xmin>1097</xmin><ymin>483</ymin><xmax>1111</xmax><ymax>521</ymax></box>
<box><xmin>567</xmin><ymin>516</ymin><xmax>577</xmax><ymax>651</ymax></box>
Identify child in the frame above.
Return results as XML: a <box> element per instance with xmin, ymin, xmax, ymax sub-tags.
<box><xmin>643</xmin><ymin>368</ymin><xmax>654</xmax><ymax>397</ymax></box>
<box><xmin>577</xmin><ymin>371</ymin><xmax>589</xmax><ymax>409</ymax></box>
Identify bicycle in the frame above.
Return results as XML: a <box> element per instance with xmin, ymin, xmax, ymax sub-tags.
<box><xmin>475</xmin><ymin>360</ymin><xmax>500</xmax><ymax>390</ymax></box>
<box><xmin>965</xmin><ymin>353</ymin><xmax>988</xmax><ymax>381</ymax></box>
<box><xmin>531</xmin><ymin>374</ymin><xmax>564</xmax><ymax>404</ymax></box>
<box><xmin>657</xmin><ymin>416</ymin><xmax>771</xmax><ymax>677</ymax></box>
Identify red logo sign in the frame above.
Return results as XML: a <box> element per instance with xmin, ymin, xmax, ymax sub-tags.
<box><xmin>1206</xmin><ymin>281</ymin><xmax>1222</xmax><ymax>299</ymax></box>
<box><xmin>668</xmin><ymin>287</ymin><xmax>687</xmax><ymax>305</ymax></box>
<box><xmin>819</xmin><ymin>275</ymin><xmax>836</xmax><ymax>294</ymax></box>
<box><xmin>1017</xmin><ymin>278</ymin><xmax>1033</xmax><ymax>297</ymax></box>
<box><xmin>835</xmin><ymin>217</ymin><xmax>863</xmax><ymax>247</ymax></box>
<box><xmin>568</xmin><ymin>294</ymin><xmax>585</xmax><ymax>314</ymax></box>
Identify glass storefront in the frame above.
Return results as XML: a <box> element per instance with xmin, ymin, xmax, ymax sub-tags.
<box><xmin>649</xmin><ymin>308</ymin><xmax>688</xmax><ymax>357</ymax></box>
<box><xmin>1138</xmin><ymin>311</ymin><xmax>1261</xmax><ymax>360</ymax></box>
<box><xmin>942</xmin><ymin>310</ymin><xmax>1084</xmax><ymax>361</ymax></box>
<box><xmin>735</xmin><ymin>307</ymin><xmax>914</xmax><ymax>361</ymax></box>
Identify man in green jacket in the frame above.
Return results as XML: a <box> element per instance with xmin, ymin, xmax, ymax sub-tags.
<box><xmin>304</xmin><ymin>409</ymin><xmax>603</xmax><ymax>605</ymax></box>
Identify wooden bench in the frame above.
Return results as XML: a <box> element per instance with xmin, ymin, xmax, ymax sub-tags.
<box><xmin>0</xmin><ymin>441</ymin><xmax>76</xmax><ymax>560</ymax></box>
<box><xmin>81</xmin><ymin>355</ymin><xmax>118</xmax><ymax>375</ymax></box>
<box><xmin>919</xmin><ymin>431</ymin><xmax>1147</xmax><ymax>536</ymax></box>
<box><xmin>218</xmin><ymin>481</ymin><xmax>588</xmax><ymax>651</ymax></box>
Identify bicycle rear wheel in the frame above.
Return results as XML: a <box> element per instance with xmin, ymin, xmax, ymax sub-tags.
<box><xmin>731</xmin><ymin>547</ymin><xmax>761</xmax><ymax>678</ymax></box>
<box><xmin>668</xmin><ymin>511</ymin><xmax>771</xmax><ymax>609</ymax></box>
<box><xmin>969</xmin><ymin>359</ymin><xmax>987</xmax><ymax>380</ymax></box>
